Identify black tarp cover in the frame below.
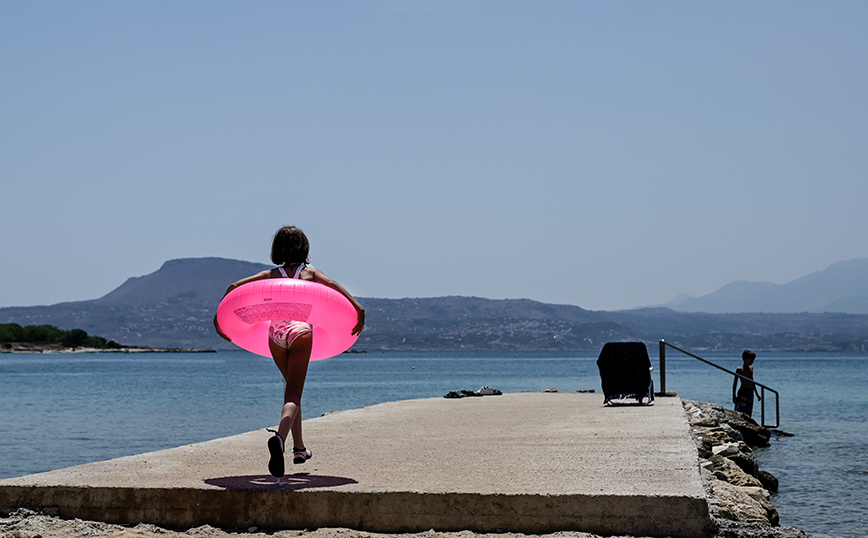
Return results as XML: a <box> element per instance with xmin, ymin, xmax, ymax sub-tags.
<box><xmin>596</xmin><ymin>341</ymin><xmax>655</xmax><ymax>405</ymax></box>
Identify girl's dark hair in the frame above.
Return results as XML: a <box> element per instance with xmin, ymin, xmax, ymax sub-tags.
<box><xmin>271</xmin><ymin>226</ymin><xmax>310</xmax><ymax>266</ymax></box>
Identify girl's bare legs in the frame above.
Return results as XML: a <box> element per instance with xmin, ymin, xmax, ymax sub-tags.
<box><xmin>269</xmin><ymin>332</ymin><xmax>312</xmax><ymax>451</ymax></box>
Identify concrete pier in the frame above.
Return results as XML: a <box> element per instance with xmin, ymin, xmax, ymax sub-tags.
<box><xmin>0</xmin><ymin>392</ymin><xmax>713</xmax><ymax>537</ymax></box>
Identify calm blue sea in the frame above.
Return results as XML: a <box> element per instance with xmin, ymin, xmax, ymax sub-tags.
<box><xmin>1</xmin><ymin>349</ymin><xmax>865</xmax><ymax>538</ymax></box>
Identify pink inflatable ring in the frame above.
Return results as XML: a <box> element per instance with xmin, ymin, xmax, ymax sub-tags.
<box><xmin>216</xmin><ymin>278</ymin><xmax>359</xmax><ymax>360</ymax></box>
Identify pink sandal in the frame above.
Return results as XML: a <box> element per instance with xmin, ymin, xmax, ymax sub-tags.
<box><xmin>293</xmin><ymin>447</ymin><xmax>312</xmax><ymax>464</ymax></box>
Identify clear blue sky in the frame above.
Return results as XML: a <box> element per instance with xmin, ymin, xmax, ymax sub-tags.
<box><xmin>2</xmin><ymin>1</ymin><xmax>866</xmax><ymax>311</ymax></box>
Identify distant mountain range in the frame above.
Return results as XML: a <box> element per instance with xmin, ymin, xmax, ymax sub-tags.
<box><xmin>0</xmin><ymin>258</ymin><xmax>270</xmax><ymax>351</ymax></box>
<box><xmin>661</xmin><ymin>258</ymin><xmax>868</xmax><ymax>314</ymax></box>
<box><xmin>2</xmin><ymin>257</ymin><xmax>868</xmax><ymax>352</ymax></box>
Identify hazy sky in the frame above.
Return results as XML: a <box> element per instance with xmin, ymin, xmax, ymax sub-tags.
<box><xmin>2</xmin><ymin>1</ymin><xmax>866</xmax><ymax>311</ymax></box>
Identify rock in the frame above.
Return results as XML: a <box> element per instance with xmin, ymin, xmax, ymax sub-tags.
<box><xmin>704</xmin><ymin>455</ymin><xmax>763</xmax><ymax>488</ymax></box>
<box><xmin>705</xmin><ymin>426</ymin><xmax>741</xmax><ymax>445</ymax></box>
<box><xmin>728</xmin><ymin>415</ymin><xmax>772</xmax><ymax>448</ymax></box>
<box><xmin>713</xmin><ymin>442</ymin><xmax>742</xmax><ymax>457</ymax></box>
<box><xmin>690</xmin><ymin>414</ymin><xmax>719</xmax><ymax>428</ymax></box>
<box><xmin>695</xmin><ymin>436</ymin><xmax>715</xmax><ymax>458</ymax></box>
<box><xmin>706</xmin><ymin>479</ymin><xmax>776</xmax><ymax>525</ymax></box>
<box><xmin>686</xmin><ymin>399</ymin><xmax>800</xmax><ymax>536</ymax></box>
<box><xmin>685</xmin><ymin>399</ymin><xmax>771</xmax><ymax>447</ymax></box>
<box><xmin>728</xmin><ymin>450</ymin><xmax>759</xmax><ymax>477</ymax></box>
<box><xmin>715</xmin><ymin>520</ymin><xmax>809</xmax><ymax>538</ymax></box>
<box><xmin>685</xmin><ymin>399</ymin><xmax>731</xmax><ymax>424</ymax></box>
<box><xmin>721</xmin><ymin>422</ymin><xmax>744</xmax><ymax>442</ymax></box>
<box><xmin>757</xmin><ymin>470</ymin><xmax>779</xmax><ymax>493</ymax></box>
<box><xmin>740</xmin><ymin>486</ymin><xmax>780</xmax><ymax>525</ymax></box>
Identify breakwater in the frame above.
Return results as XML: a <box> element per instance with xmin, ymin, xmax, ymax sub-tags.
<box><xmin>683</xmin><ymin>399</ymin><xmax>807</xmax><ymax>538</ymax></box>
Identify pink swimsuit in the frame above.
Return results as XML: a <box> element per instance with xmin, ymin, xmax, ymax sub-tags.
<box><xmin>268</xmin><ymin>265</ymin><xmax>313</xmax><ymax>349</ymax></box>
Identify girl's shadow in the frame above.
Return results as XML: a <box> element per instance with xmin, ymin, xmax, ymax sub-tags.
<box><xmin>204</xmin><ymin>473</ymin><xmax>358</xmax><ymax>491</ymax></box>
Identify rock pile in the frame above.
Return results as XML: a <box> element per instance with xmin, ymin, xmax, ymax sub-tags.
<box><xmin>683</xmin><ymin>399</ymin><xmax>807</xmax><ymax>538</ymax></box>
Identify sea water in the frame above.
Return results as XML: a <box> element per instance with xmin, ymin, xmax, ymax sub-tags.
<box><xmin>1</xmin><ymin>349</ymin><xmax>865</xmax><ymax>537</ymax></box>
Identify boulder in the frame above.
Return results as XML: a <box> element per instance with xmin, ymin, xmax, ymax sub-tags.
<box><xmin>721</xmin><ymin>422</ymin><xmax>744</xmax><ymax>442</ymax></box>
<box><xmin>685</xmin><ymin>399</ymin><xmax>771</xmax><ymax>447</ymax></box>
<box><xmin>729</xmin><ymin>450</ymin><xmax>759</xmax><ymax>477</ymax></box>
<box><xmin>704</xmin><ymin>426</ymin><xmax>742</xmax><ymax>445</ymax></box>
<box><xmin>706</xmin><ymin>478</ymin><xmax>778</xmax><ymax>525</ymax></box>
<box><xmin>713</xmin><ymin>442</ymin><xmax>742</xmax><ymax>457</ymax></box>
<box><xmin>715</xmin><ymin>520</ymin><xmax>809</xmax><ymax>538</ymax></box>
<box><xmin>684</xmin><ymin>399</ymin><xmax>797</xmax><ymax>535</ymax></box>
<box><xmin>686</xmin><ymin>403</ymin><xmax>719</xmax><ymax>427</ymax></box>
<box><xmin>740</xmin><ymin>486</ymin><xmax>780</xmax><ymax>526</ymax></box>
<box><xmin>728</xmin><ymin>414</ymin><xmax>772</xmax><ymax>448</ymax></box>
<box><xmin>704</xmin><ymin>455</ymin><xmax>763</xmax><ymax>488</ymax></box>
<box><xmin>758</xmin><ymin>469</ymin><xmax>779</xmax><ymax>493</ymax></box>
<box><xmin>694</xmin><ymin>433</ymin><xmax>715</xmax><ymax>458</ymax></box>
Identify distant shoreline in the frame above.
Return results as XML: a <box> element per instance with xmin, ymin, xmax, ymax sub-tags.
<box><xmin>1</xmin><ymin>345</ymin><xmax>372</xmax><ymax>354</ymax></box>
<box><xmin>1</xmin><ymin>345</ymin><xmax>215</xmax><ymax>354</ymax></box>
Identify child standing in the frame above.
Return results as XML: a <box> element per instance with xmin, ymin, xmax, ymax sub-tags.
<box><xmin>733</xmin><ymin>349</ymin><xmax>761</xmax><ymax>417</ymax></box>
<box><xmin>214</xmin><ymin>226</ymin><xmax>365</xmax><ymax>478</ymax></box>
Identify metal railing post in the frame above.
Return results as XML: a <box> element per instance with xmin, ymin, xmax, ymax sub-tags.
<box><xmin>760</xmin><ymin>386</ymin><xmax>765</xmax><ymax>428</ymax></box>
<box><xmin>659</xmin><ymin>339</ymin><xmax>666</xmax><ymax>394</ymax></box>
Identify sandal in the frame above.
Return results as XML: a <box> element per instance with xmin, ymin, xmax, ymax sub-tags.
<box><xmin>266</xmin><ymin>429</ymin><xmax>285</xmax><ymax>478</ymax></box>
<box><xmin>293</xmin><ymin>447</ymin><xmax>312</xmax><ymax>465</ymax></box>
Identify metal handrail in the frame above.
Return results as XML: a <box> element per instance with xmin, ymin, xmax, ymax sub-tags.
<box><xmin>658</xmin><ymin>340</ymin><xmax>780</xmax><ymax>429</ymax></box>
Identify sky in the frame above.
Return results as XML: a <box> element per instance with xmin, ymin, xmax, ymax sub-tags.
<box><xmin>2</xmin><ymin>1</ymin><xmax>867</xmax><ymax>311</ymax></box>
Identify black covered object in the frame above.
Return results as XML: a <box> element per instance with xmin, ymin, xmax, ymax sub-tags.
<box><xmin>596</xmin><ymin>342</ymin><xmax>655</xmax><ymax>405</ymax></box>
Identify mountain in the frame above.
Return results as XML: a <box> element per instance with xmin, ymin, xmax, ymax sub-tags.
<box><xmin>2</xmin><ymin>257</ymin><xmax>868</xmax><ymax>352</ymax></box>
<box><xmin>94</xmin><ymin>258</ymin><xmax>271</xmax><ymax>307</ymax></box>
<box><xmin>358</xmin><ymin>296</ymin><xmax>630</xmax><ymax>351</ymax></box>
<box><xmin>0</xmin><ymin>258</ymin><xmax>270</xmax><ymax>350</ymax></box>
<box><xmin>0</xmin><ymin>258</ymin><xmax>622</xmax><ymax>351</ymax></box>
<box><xmin>665</xmin><ymin>258</ymin><xmax>868</xmax><ymax>314</ymax></box>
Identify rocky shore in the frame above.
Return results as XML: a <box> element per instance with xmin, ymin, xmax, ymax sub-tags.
<box><xmin>682</xmin><ymin>399</ymin><xmax>807</xmax><ymax>538</ymax></box>
<box><xmin>1</xmin><ymin>400</ymin><xmax>807</xmax><ymax>538</ymax></box>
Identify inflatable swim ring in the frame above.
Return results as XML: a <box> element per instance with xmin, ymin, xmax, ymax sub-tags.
<box><xmin>216</xmin><ymin>278</ymin><xmax>359</xmax><ymax>360</ymax></box>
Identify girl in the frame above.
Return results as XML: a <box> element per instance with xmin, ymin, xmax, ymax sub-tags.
<box><xmin>214</xmin><ymin>226</ymin><xmax>365</xmax><ymax>478</ymax></box>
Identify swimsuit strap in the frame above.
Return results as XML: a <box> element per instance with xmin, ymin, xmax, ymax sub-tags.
<box><xmin>277</xmin><ymin>264</ymin><xmax>306</xmax><ymax>279</ymax></box>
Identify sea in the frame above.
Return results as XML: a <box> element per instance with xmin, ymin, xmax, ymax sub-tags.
<box><xmin>1</xmin><ymin>348</ymin><xmax>865</xmax><ymax>538</ymax></box>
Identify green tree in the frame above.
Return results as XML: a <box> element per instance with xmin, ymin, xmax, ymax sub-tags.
<box><xmin>62</xmin><ymin>328</ymin><xmax>89</xmax><ymax>348</ymax></box>
<box><xmin>0</xmin><ymin>323</ymin><xmax>120</xmax><ymax>349</ymax></box>
<box><xmin>0</xmin><ymin>323</ymin><xmax>24</xmax><ymax>343</ymax></box>
<box><xmin>22</xmin><ymin>325</ymin><xmax>63</xmax><ymax>344</ymax></box>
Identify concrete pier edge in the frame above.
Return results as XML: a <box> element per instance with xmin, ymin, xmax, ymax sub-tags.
<box><xmin>0</xmin><ymin>486</ymin><xmax>712</xmax><ymax>536</ymax></box>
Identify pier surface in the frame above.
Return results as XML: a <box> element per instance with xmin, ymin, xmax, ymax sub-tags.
<box><xmin>0</xmin><ymin>392</ymin><xmax>712</xmax><ymax>537</ymax></box>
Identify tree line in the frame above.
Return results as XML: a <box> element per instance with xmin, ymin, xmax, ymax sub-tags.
<box><xmin>0</xmin><ymin>323</ymin><xmax>122</xmax><ymax>350</ymax></box>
